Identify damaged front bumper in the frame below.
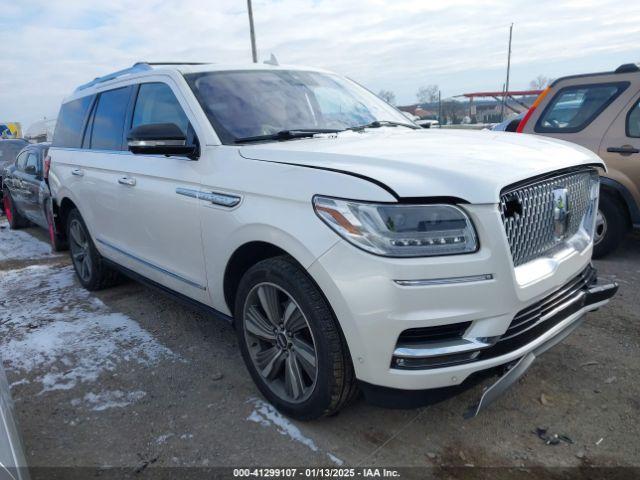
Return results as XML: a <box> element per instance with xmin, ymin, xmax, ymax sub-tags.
<box><xmin>360</xmin><ymin>271</ymin><xmax>618</xmax><ymax>415</ymax></box>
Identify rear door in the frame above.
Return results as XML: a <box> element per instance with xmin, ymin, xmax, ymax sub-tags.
<box><xmin>15</xmin><ymin>150</ymin><xmax>46</xmax><ymax>226</ymax></box>
<box><xmin>8</xmin><ymin>151</ymin><xmax>29</xmax><ymax>213</ymax></box>
<box><xmin>598</xmin><ymin>92</ymin><xmax>640</xmax><ymax>208</ymax></box>
<box><xmin>97</xmin><ymin>80</ymin><xmax>209</xmax><ymax>304</ymax></box>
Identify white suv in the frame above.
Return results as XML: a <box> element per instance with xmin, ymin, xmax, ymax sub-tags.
<box><xmin>48</xmin><ymin>62</ymin><xmax>617</xmax><ymax>420</ymax></box>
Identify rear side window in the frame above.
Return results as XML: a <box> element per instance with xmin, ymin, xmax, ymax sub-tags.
<box><xmin>627</xmin><ymin>99</ymin><xmax>640</xmax><ymax>138</ymax></box>
<box><xmin>535</xmin><ymin>82</ymin><xmax>628</xmax><ymax>133</ymax></box>
<box><xmin>89</xmin><ymin>87</ymin><xmax>131</xmax><ymax>150</ymax></box>
<box><xmin>132</xmin><ymin>83</ymin><xmax>189</xmax><ymax>135</ymax></box>
<box><xmin>52</xmin><ymin>96</ymin><xmax>94</xmax><ymax>148</ymax></box>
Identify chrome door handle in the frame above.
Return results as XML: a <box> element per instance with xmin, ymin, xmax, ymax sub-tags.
<box><xmin>71</xmin><ymin>168</ymin><xmax>84</xmax><ymax>177</ymax></box>
<box><xmin>606</xmin><ymin>145</ymin><xmax>639</xmax><ymax>155</ymax></box>
<box><xmin>118</xmin><ymin>176</ymin><xmax>136</xmax><ymax>186</ymax></box>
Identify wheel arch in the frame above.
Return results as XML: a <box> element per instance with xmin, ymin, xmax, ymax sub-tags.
<box><xmin>600</xmin><ymin>177</ymin><xmax>639</xmax><ymax>227</ymax></box>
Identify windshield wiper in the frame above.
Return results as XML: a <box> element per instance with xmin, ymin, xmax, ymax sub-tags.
<box><xmin>347</xmin><ymin>120</ymin><xmax>420</xmax><ymax>131</ymax></box>
<box><xmin>234</xmin><ymin>129</ymin><xmax>343</xmax><ymax>144</ymax></box>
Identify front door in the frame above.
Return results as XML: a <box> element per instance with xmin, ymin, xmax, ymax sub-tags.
<box><xmin>598</xmin><ymin>92</ymin><xmax>640</xmax><ymax>208</ymax></box>
<box><xmin>98</xmin><ymin>80</ymin><xmax>209</xmax><ymax>304</ymax></box>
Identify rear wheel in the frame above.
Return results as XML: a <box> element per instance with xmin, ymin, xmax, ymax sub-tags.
<box><xmin>2</xmin><ymin>189</ymin><xmax>29</xmax><ymax>229</ymax></box>
<box><xmin>235</xmin><ymin>256</ymin><xmax>358</xmax><ymax>420</ymax></box>
<box><xmin>593</xmin><ymin>193</ymin><xmax>628</xmax><ymax>258</ymax></box>
<box><xmin>67</xmin><ymin>209</ymin><xmax>120</xmax><ymax>290</ymax></box>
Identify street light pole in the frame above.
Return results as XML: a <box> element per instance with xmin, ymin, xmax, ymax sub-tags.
<box><xmin>247</xmin><ymin>0</ymin><xmax>258</xmax><ymax>63</ymax></box>
<box><xmin>501</xmin><ymin>23</ymin><xmax>514</xmax><ymax>121</ymax></box>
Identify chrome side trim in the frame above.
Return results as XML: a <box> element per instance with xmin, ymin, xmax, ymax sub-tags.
<box><xmin>393</xmin><ymin>335</ymin><xmax>500</xmax><ymax>358</ymax></box>
<box><xmin>96</xmin><ymin>238</ymin><xmax>206</xmax><ymax>290</ymax></box>
<box><xmin>176</xmin><ymin>187</ymin><xmax>241</xmax><ymax>207</ymax></box>
<box><xmin>394</xmin><ymin>274</ymin><xmax>493</xmax><ymax>287</ymax></box>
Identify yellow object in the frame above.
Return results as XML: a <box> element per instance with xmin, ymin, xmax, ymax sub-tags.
<box><xmin>0</xmin><ymin>122</ymin><xmax>22</xmax><ymax>138</ymax></box>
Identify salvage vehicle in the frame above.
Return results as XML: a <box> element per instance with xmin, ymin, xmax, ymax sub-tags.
<box><xmin>517</xmin><ymin>63</ymin><xmax>640</xmax><ymax>258</ymax></box>
<box><xmin>48</xmin><ymin>62</ymin><xmax>617</xmax><ymax>420</ymax></box>
<box><xmin>0</xmin><ymin>138</ymin><xmax>28</xmax><ymax>205</ymax></box>
<box><xmin>0</xmin><ymin>358</ymin><xmax>29</xmax><ymax>480</ymax></box>
<box><xmin>2</xmin><ymin>143</ymin><xmax>64</xmax><ymax>250</ymax></box>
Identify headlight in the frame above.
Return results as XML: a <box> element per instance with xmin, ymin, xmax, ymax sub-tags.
<box><xmin>313</xmin><ymin>196</ymin><xmax>478</xmax><ymax>257</ymax></box>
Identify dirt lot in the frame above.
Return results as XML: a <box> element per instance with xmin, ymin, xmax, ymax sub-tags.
<box><xmin>1</xmin><ymin>218</ymin><xmax>638</xmax><ymax>478</ymax></box>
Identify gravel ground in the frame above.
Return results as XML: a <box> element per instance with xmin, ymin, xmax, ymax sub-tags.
<box><xmin>1</xmin><ymin>218</ymin><xmax>638</xmax><ymax>479</ymax></box>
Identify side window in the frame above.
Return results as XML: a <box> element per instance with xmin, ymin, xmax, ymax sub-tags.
<box><xmin>25</xmin><ymin>153</ymin><xmax>39</xmax><ymax>174</ymax></box>
<box><xmin>627</xmin><ymin>99</ymin><xmax>640</xmax><ymax>138</ymax></box>
<box><xmin>536</xmin><ymin>82</ymin><xmax>629</xmax><ymax>133</ymax></box>
<box><xmin>52</xmin><ymin>95</ymin><xmax>94</xmax><ymax>148</ymax></box>
<box><xmin>89</xmin><ymin>87</ymin><xmax>131</xmax><ymax>150</ymax></box>
<box><xmin>15</xmin><ymin>151</ymin><xmax>28</xmax><ymax>171</ymax></box>
<box><xmin>132</xmin><ymin>83</ymin><xmax>190</xmax><ymax>135</ymax></box>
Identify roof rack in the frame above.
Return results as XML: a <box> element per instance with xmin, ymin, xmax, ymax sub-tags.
<box><xmin>74</xmin><ymin>62</ymin><xmax>212</xmax><ymax>92</ymax></box>
<box><xmin>75</xmin><ymin>63</ymin><xmax>152</xmax><ymax>91</ymax></box>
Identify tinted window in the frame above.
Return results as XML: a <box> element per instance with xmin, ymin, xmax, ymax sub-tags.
<box><xmin>52</xmin><ymin>96</ymin><xmax>94</xmax><ymax>148</ymax></box>
<box><xmin>132</xmin><ymin>83</ymin><xmax>189</xmax><ymax>135</ymax></box>
<box><xmin>536</xmin><ymin>82</ymin><xmax>628</xmax><ymax>133</ymax></box>
<box><xmin>627</xmin><ymin>99</ymin><xmax>640</xmax><ymax>138</ymax></box>
<box><xmin>15</xmin><ymin>151</ymin><xmax>28</xmax><ymax>170</ymax></box>
<box><xmin>90</xmin><ymin>87</ymin><xmax>131</xmax><ymax>150</ymax></box>
<box><xmin>25</xmin><ymin>152</ymin><xmax>39</xmax><ymax>174</ymax></box>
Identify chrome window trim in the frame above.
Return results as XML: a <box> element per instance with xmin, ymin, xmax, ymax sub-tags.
<box><xmin>96</xmin><ymin>237</ymin><xmax>206</xmax><ymax>290</ymax></box>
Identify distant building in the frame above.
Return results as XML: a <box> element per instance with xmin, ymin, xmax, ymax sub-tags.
<box><xmin>24</xmin><ymin>118</ymin><xmax>57</xmax><ymax>143</ymax></box>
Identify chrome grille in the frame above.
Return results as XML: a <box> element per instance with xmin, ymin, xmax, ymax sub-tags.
<box><xmin>499</xmin><ymin>168</ymin><xmax>598</xmax><ymax>267</ymax></box>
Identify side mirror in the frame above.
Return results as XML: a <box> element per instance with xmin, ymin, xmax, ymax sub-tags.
<box><xmin>127</xmin><ymin>123</ymin><xmax>198</xmax><ymax>159</ymax></box>
<box><xmin>25</xmin><ymin>165</ymin><xmax>37</xmax><ymax>175</ymax></box>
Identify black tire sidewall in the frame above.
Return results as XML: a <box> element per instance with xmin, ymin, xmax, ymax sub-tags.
<box><xmin>67</xmin><ymin>209</ymin><xmax>102</xmax><ymax>290</ymax></box>
<box><xmin>593</xmin><ymin>194</ymin><xmax>627</xmax><ymax>259</ymax></box>
<box><xmin>235</xmin><ymin>257</ymin><xmax>342</xmax><ymax>420</ymax></box>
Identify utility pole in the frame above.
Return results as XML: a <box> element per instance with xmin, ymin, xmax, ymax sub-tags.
<box><xmin>438</xmin><ymin>90</ymin><xmax>442</xmax><ymax>127</ymax></box>
<box><xmin>247</xmin><ymin>0</ymin><xmax>258</xmax><ymax>63</ymax></box>
<box><xmin>501</xmin><ymin>23</ymin><xmax>514</xmax><ymax>121</ymax></box>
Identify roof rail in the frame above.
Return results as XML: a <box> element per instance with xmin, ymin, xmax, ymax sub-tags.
<box><xmin>75</xmin><ymin>63</ymin><xmax>153</xmax><ymax>92</ymax></box>
<box><xmin>140</xmin><ymin>61</ymin><xmax>211</xmax><ymax>66</ymax></box>
<box><xmin>615</xmin><ymin>63</ymin><xmax>640</xmax><ymax>74</ymax></box>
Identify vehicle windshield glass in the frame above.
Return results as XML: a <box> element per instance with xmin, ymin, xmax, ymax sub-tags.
<box><xmin>185</xmin><ymin>70</ymin><xmax>412</xmax><ymax>144</ymax></box>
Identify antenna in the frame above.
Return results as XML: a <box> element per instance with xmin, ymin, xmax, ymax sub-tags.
<box><xmin>264</xmin><ymin>54</ymin><xmax>279</xmax><ymax>66</ymax></box>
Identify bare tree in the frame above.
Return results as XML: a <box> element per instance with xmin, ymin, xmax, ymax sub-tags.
<box><xmin>529</xmin><ymin>75</ymin><xmax>550</xmax><ymax>90</ymax></box>
<box><xmin>416</xmin><ymin>85</ymin><xmax>439</xmax><ymax>104</ymax></box>
<box><xmin>378</xmin><ymin>89</ymin><xmax>396</xmax><ymax>105</ymax></box>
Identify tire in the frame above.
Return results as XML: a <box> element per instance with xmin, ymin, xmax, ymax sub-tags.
<box><xmin>67</xmin><ymin>208</ymin><xmax>121</xmax><ymax>290</ymax></box>
<box><xmin>235</xmin><ymin>256</ymin><xmax>358</xmax><ymax>420</ymax></box>
<box><xmin>593</xmin><ymin>193</ymin><xmax>628</xmax><ymax>259</ymax></box>
<box><xmin>2</xmin><ymin>189</ymin><xmax>29</xmax><ymax>229</ymax></box>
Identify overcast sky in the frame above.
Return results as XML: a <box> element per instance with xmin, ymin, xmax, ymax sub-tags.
<box><xmin>2</xmin><ymin>0</ymin><xmax>639</xmax><ymax>127</ymax></box>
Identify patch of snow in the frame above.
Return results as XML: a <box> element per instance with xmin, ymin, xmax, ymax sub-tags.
<box><xmin>246</xmin><ymin>398</ymin><xmax>345</xmax><ymax>465</ymax></box>
<box><xmin>0</xmin><ymin>220</ymin><xmax>56</xmax><ymax>260</ymax></box>
<box><xmin>0</xmin><ymin>264</ymin><xmax>177</xmax><ymax>393</ymax></box>
<box><xmin>179</xmin><ymin>433</ymin><xmax>194</xmax><ymax>440</ymax></box>
<box><xmin>72</xmin><ymin>390</ymin><xmax>146</xmax><ymax>411</ymax></box>
<box><xmin>155</xmin><ymin>433</ymin><xmax>174</xmax><ymax>445</ymax></box>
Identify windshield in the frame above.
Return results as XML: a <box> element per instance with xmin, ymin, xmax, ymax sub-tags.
<box><xmin>0</xmin><ymin>140</ymin><xmax>28</xmax><ymax>166</ymax></box>
<box><xmin>185</xmin><ymin>70</ymin><xmax>413</xmax><ymax>144</ymax></box>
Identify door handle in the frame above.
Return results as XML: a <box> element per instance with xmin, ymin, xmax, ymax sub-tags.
<box><xmin>71</xmin><ymin>168</ymin><xmax>84</xmax><ymax>177</ymax></box>
<box><xmin>606</xmin><ymin>145</ymin><xmax>639</xmax><ymax>155</ymax></box>
<box><xmin>118</xmin><ymin>176</ymin><xmax>136</xmax><ymax>186</ymax></box>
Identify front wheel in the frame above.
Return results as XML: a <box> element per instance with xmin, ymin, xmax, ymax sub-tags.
<box><xmin>593</xmin><ymin>193</ymin><xmax>628</xmax><ymax>259</ymax></box>
<box><xmin>235</xmin><ymin>256</ymin><xmax>358</xmax><ymax>420</ymax></box>
<box><xmin>2</xmin><ymin>189</ymin><xmax>29</xmax><ymax>229</ymax></box>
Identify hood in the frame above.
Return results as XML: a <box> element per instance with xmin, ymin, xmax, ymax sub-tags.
<box><xmin>238</xmin><ymin>129</ymin><xmax>603</xmax><ymax>203</ymax></box>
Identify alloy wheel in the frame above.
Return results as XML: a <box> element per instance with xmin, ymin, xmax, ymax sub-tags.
<box><xmin>594</xmin><ymin>209</ymin><xmax>607</xmax><ymax>246</ymax></box>
<box><xmin>243</xmin><ymin>282</ymin><xmax>318</xmax><ymax>403</ymax></box>
<box><xmin>69</xmin><ymin>218</ymin><xmax>92</xmax><ymax>282</ymax></box>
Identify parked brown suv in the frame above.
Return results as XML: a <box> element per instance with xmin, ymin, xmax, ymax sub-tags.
<box><xmin>517</xmin><ymin>63</ymin><xmax>640</xmax><ymax>257</ymax></box>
